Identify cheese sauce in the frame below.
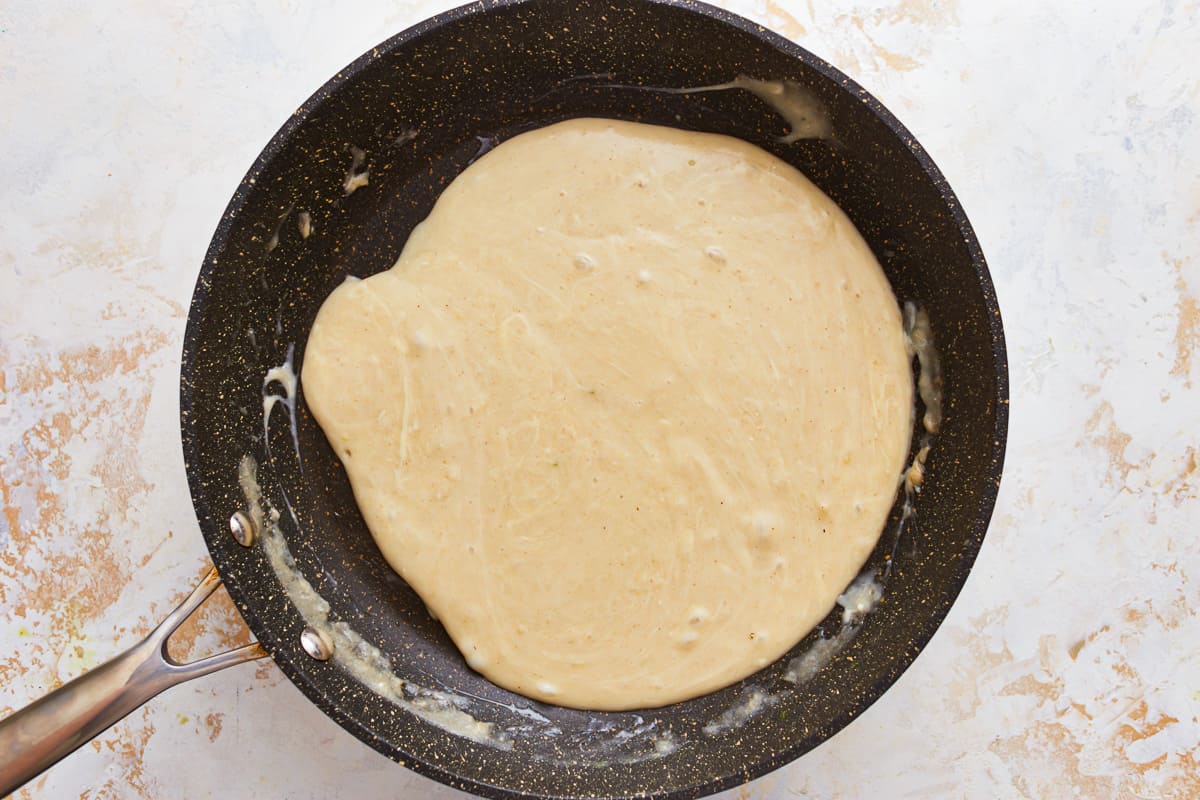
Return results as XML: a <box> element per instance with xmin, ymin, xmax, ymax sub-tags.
<box><xmin>303</xmin><ymin>119</ymin><xmax>912</xmax><ymax>710</ymax></box>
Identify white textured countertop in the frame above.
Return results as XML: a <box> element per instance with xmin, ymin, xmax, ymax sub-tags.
<box><xmin>2</xmin><ymin>1</ymin><xmax>1197</xmax><ymax>797</ymax></box>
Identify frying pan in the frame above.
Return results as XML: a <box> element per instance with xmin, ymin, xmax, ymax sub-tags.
<box><xmin>0</xmin><ymin>0</ymin><xmax>1008</xmax><ymax>797</ymax></box>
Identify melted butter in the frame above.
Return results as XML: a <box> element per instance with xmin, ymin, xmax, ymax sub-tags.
<box><xmin>343</xmin><ymin>145</ymin><xmax>369</xmax><ymax>195</ymax></box>
<box><xmin>905</xmin><ymin>302</ymin><xmax>943</xmax><ymax>435</ymax></box>
<box><xmin>662</xmin><ymin>75</ymin><xmax>833</xmax><ymax>143</ymax></box>
<box><xmin>237</xmin><ymin>453</ymin><xmax>267</xmax><ymax>534</ymax></box>
<box><xmin>470</xmin><ymin>134</ymin><xmax>500</xmax><ymax>163</ymax></box>
<box><xmin>702</xmin><ymin>687</ymin><xmax>778</xmax><ymax>736</ymax></box>
<box><xmin>394</xmin><ymin>127</ymin><xmax>419</xmax><ymax>146</ymax></box>
<box><xmin>787</xmin><ymin>573</ymin><xmax>885</xmax><ymax>685</ymax></box>
<box><xmin>784</xmin><ymin>627</ymin><xmax>855</xmax><ymax>685</ymax></box>
<box><xmin>262</xmin><ymin>344</ymin><xmax>301</xmax><ymax>466</ymax></box>
<box><xmin>303</xmin><ymin>118</ymin><xmax>913</xmax><ymax>711</ymax></box>
<box><xmin>598</xmin><ymin>74</ymin><xmax>833</xmax><ymax>142</ymax></box>
<box><xmin>900</xmin><ymin>302</ymin><xmax>942</xmax><ymax>507</ymax></box>
<box><xmin>266</xmin><ymin>203</ymin><xmax>296</xmax><ymax>253</ymax></box>
<box><xmin>837</xmin><ymin>572</ymin><xmax>884</xmax><ymax>625</ymax></box>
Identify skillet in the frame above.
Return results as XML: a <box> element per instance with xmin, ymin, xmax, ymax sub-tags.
<box><xmin>0</xmin><ymin>1</ymin><xmax>1008</xmax><ymax>797</ymax></box>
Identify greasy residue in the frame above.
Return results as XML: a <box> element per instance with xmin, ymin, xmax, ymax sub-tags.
<box><xmin>894</xmin><ymin>301</ymin><xmax>942</xmax><ymax>566</ymax></box>
<box><xmin>469</xmin><ymin>134</ymin><xmax>500</xmax><ymax>163</ymax></box>
<box><xmin>596</xmin><ymin>73</ymin><xmax>833</xmax><ymax>143</ymax></box>
<box><xmin>262</xmin><ymin>343</ymin><xmax>301</xmax><ymax>467</ymax></box>
<box><xmin>343</xmin><ymin>146</ymin><xmax>369</xmax><ymax>195</ymax></box>
<box><xmin>265</xmin><ymin>203</ymin><xmax>295</xmax><ymax>253</ymax></box>
<box><xmin>393</xmin><ymin>127</ymin><xmax>420</xmax><ymax>147</ymax></box>
<box><xmin>703</xmin><ymin>687</ymin><xmax>779</xmax><ymax>736</ymax></box>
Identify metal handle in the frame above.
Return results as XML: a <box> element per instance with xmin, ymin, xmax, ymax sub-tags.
<box><xmin>0</xmin><ymin>567</ymin><xmax>267</xmax><ymax>796</ymax></box>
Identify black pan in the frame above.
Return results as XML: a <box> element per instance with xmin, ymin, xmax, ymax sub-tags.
<box><xmin>3</xmin><ymin>1</ymin><xmax>1008</xmax><ymax>798</ymax></box>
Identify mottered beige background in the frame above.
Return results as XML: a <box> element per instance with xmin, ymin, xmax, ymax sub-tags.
<box><xmin>1</xmin><ymin>1</ymin><xmax>1198</xmax><ymax>797</ymax></box>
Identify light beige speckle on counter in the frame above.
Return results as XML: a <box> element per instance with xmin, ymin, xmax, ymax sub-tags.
<box><xmin>1</xmin><ymin>1</ymin><xmax>1198</xmax><ymax>798</ymax></box>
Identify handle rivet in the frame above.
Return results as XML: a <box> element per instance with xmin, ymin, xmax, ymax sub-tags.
<box><xmin>229</xmin><ymin>512</ymin><xmax>257</xmax><ymax>547</ymax></box>
<box><xmin>300</xmin><ymin>627</ymin><xmax>334</xmax><ymax>661</ymax></box>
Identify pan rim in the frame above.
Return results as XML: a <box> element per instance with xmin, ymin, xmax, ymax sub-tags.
<box><xmin>180</xmin><ymin>1</ymin><xmax>1009</xmax><ymax>798</ymax></box>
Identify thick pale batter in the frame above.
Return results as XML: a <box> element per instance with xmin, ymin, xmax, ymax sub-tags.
<box><xmin>302</xmin><ymin>119</ymin><xmax>913</xmax><ymax>711</ymax></box>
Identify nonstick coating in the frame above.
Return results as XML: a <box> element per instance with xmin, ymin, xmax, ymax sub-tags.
<box><xmin>180</xmin><ymin>1</ymin><xmax>1008</xmax><ymax>798</ymax></box>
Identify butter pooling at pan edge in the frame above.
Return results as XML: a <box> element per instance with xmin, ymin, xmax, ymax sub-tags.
<box><xmin>302</xmin><ymin>118</ymin><xmax>914</xmax><ymax>711</ymax></box>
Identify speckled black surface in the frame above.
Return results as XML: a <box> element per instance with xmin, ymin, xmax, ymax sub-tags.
<box><xmin>179</xmin><ymin>1</ymin><xmax>1008</xmax><ymax>798</ymax></box>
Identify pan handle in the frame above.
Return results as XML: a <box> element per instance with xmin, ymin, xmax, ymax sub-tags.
<box><xmin>0</xmin><ymin>567</ymin><xmax>267</xmax><ymax>796</ymax></box>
